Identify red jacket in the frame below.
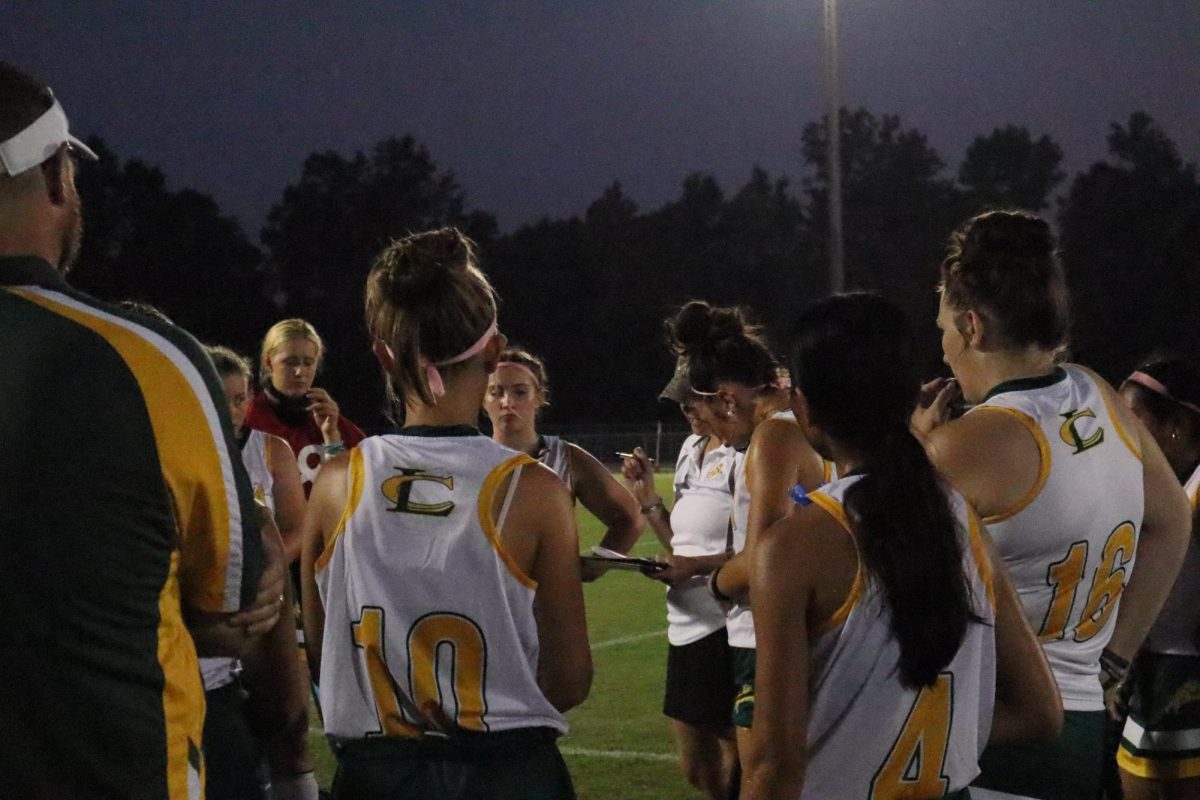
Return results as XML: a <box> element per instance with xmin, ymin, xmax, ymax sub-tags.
<box><xmin>245</xmin><ymin>388</ymin><xmax>365</xmax><ymax>497</ymax></box>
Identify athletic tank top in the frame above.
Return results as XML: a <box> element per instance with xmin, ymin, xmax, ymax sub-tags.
<box><xmin>801</xmin><ymin>475</ymin><xmax>996</xmax><ymax>798</ymax></box>
<box><xmin>667</xmin><ymin>434</ymin><xmax>737</xmax><ymax>646</ymax></box>
<box><xmin>973</xmin><ymin>363</ymin><xmax>1144</xmax><ymax>711</ymax></box>
<box><xmin>537</xmin><ymin>434</ymin><xmax>574</xmax><ymax>496</ymax></box>
<box><xmin>201</xmin><ymin>429</ymin><xmax>277</xmax><ymax>692</ymax></box>
<box><xmin>726</xmin><ymin>409</ymin><xmax>796</xmax><ymax>649</ymax></box>
<box><xmin>1144</xmin><ymin>463</ymin><xmax>1200</xmax><ymax>655</ymax></box>
<box><xmin>316</xmin><ymin>430</ymin><xmax>568</xmax><ymax>741</ymax></box>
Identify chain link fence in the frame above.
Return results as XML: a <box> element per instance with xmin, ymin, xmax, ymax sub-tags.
<box><xmin>538</xmin><ymin>422</ymin><xmax>691</xmax><ymax>469</ymax></box>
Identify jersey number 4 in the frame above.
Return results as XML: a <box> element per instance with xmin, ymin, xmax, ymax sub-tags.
<box><xmin>1039</xmin><ymin>521</ymin><xmax>1136</xmax><ymax>643</ymax></box>
<box><xmin>352</xmin><ymin>607</ymin><xmax>488</xmax><ymax>735</ymax></box>
<box><xmin>870</xmin><ymin>673</ymin><xmax>953</xmax><ymax>799</ymax></box>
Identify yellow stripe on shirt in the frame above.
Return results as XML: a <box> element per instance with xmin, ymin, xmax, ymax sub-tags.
<box><xmin>11</xmin><ymin>288</ymin><xmax>244</xmax><ymax>613</ymax></box>
<box><xmin>315</xmin><ymin>447</ymin><xmax>366</xmax><ymax>573</ymax></box>
<box><xmin>478</xmin><ymin>454</ymin><xmax>539</xmax><ymax>590</ymax></box>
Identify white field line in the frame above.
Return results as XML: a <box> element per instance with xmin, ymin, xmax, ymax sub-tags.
<box><xmin>591</xmin><ymin>629</ymin><xmax>667</xmax><ymax>650</ymax></box>
<box><xmin>560</xmin><ymin>746</ymin><xmax>675</xmax><ymax>763</ymax></box>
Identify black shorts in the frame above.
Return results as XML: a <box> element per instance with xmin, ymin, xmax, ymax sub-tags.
<box><xmin>332</xmin><ymin>727</ymin><xmax>575</xmax><ymax>800</ymax></box>
<box><xmin>203</xmin><ymin>680</ymin><xmax>268</xmax><ymax>800</ymax></box>
<box><xmin>663</xmin><ymin>627</ymin><xmax>736</xmax><ymax>727</ymax></box>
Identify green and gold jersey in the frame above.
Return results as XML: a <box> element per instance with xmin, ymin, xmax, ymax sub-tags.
<box><xmin>0</xmin><ymin>256</ymin><xmax>263</xmax><ymax>799</ymax></box>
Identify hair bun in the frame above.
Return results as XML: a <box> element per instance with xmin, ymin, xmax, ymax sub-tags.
<box><xmin>670</xmin><ymin>300</ymin><xmax>749</xmax><ymax>354</ymax></box>
<box><xmin>380</xmin><ymin>228</ymin><xmax>477</xmax><ymax>301</ymax></box>
<box><xmin>960</xmin><ymin>211</ymin><xmax>1054</xmax><ymax>264</ymax></box>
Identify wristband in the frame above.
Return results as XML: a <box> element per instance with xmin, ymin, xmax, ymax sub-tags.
<box><xmin>641</xmin><ymin>500</ymin><xmax>665</xmax><ymax>515</ymax></box>
<box><xmin>708</xmin><ymin>565</ymin><xmax>733</xmax><ymax>604</ymax></box>
<box><xmin>321</xmin><ymin>442</ymin><xmax>346</xmax><ymax>463</ymax></box>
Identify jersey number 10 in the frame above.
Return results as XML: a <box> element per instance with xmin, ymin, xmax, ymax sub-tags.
<box><xmin>352</xmin><ymin>607</ymin><xmax>489</xmax><ymax>735</ymax></box>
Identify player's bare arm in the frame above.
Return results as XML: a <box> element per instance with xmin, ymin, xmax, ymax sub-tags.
<box><xmin>266</xmin><ymin>433</ymin><xmax>307</xmax><ymax>563</ymax></box>
<box><xmin>742</xmin><ymin>505</ymin><xmax>853</xmax><ymax>799</ymax></box>
<box><xmin>718</xmin><ymin>418</ymin><xmax>820</xmax><ymax>600</ymax></box>
<box><xmin>1096</xmin><ymin>377</ymin><xmax>1191</xmax><ymax>662</ymax></box>
<box><xmin>569</xmin><ymin>442</ymin><xmax>644</xmax><ymax>555</ymax></box>
<box><xmin>299</xmin><ymin>450</ymin><xmax>352</xmax><ymax>680</ymax></box>
<box><xmin>502</xmin><ymin>462</ymin><xmax>592</xmax><ymax>712</ymax></box>
<box><xmin>621</xmin><ymin>447</ymin><xmax>674</xmax><ymax>553</ymax></box>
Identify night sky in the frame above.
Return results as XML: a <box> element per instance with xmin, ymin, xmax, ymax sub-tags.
<box><xmin>5</xmin><ymin>1</ymin><xmax>1198</xmax><ymax>235</ymax></box>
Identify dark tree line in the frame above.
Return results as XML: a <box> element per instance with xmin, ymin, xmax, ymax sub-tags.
<box><xmin>72</xmin><ymin>109</ymin><xmax>1200</xmax><ymax>430</ymax></box>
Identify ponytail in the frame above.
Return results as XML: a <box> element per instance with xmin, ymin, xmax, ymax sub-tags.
<box><xmin>844</xmin><ymin>428</ymin><xmax>974</xmax><ymax>688</ymax></box>
<box><xmin>791</xmin><ymin>292</ymin><xmax>976</xmax><ymax>689</ymax></box>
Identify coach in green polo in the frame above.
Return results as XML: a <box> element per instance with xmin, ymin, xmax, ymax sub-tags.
<box><xmin>0</xmin><ymin>60</ymin><xmax>286</xmax><ymax>799</ymax></box>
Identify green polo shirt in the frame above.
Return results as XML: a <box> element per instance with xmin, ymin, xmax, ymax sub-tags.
<box><xmin>0</xmin><ymin>256</ymin><xmax>263</xmax><ymax>799</ymax></box>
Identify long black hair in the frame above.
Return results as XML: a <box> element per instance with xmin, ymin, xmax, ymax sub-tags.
<box><xmin>791</xmin><ymin>292</ymin><xmax>975</xmax><ymax>688</ymax></box>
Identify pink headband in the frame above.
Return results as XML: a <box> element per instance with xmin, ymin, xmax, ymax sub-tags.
<box><xmin>417</xmin><ymin>319</ymin><xmax>498</xmax><ymax>398</ymax></box>
<box><xmin>1124</xmin><ymin>370</ymin><xmax>1200</xmax><ymax>417</ymax></box>
<box><xmin>494</xmin><ymin>361</ymin><xmax>541</xmax><ymax>388</ymax></box>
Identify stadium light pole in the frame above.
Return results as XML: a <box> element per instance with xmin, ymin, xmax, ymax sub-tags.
<box><xmin>823</xmin><ymin>0</ymin><xmax>845</xmax><ymax>293</ymax></box>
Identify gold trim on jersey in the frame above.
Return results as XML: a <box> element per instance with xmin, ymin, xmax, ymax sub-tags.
<box><xmin>1118</xmin><ymin>748</ymin><xmax>1200</xmax><ymax>780</ymax></box>
<box><xmin>477</xmin><ymin>454</ymin><xmax>539</xmax><ymax>590</ymax></box>
<box><xmin>967</xmin><ymin>507</ymin><xmax>996</xmax><ymax>611</ymax></box>
<box><xmin>157</xmin><ymin>550</ymin><xmax>206</xmax><ymax>799</ymax></box>
<box><xmin>807</xmin><ymin>491</ymin><xmax>865</xmax><ymax>635</ymax></box>
<box><xmin>973</xmin><ymin>406</ymin><xmax>1051</xmax><ymax>524</ymax></box>
<box><xmin>315</xmin><ymin>447</ymin><xmax>366</xmax><ymax>573</ymax></box>
<box><xmin>1080</xmin><ymin>365</ymin><xmax>1142</xmax><ymax>462</ymax></box>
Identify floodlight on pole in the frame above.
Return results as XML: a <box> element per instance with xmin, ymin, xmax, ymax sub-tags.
<box><xmin>823</xmin><ymin>0</ymin><xmax>844</xmax><ymax>293</ymax></box>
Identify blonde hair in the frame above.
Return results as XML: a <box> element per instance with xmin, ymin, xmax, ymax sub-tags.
<box><xmin>259</xmin><ymin>318</ymin><xmax>324</xmax><ymax>384</ymax></box>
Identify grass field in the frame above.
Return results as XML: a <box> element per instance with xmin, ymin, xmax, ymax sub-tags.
<box><xmin>308</xmin><ymin>471</ymin><xmax>700</xmax><ymax>798</ymax></box>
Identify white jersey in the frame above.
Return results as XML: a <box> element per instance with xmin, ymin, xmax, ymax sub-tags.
<box><xmin>1144</xmin><ymin>463</ymin><xmax>1200</xmax><ymax>655</ymax></box>
<box><xmin>973</xmin><ymin>363</ymin><xmax>1144</xmax><ymax>711</ymax></box>
<box><xmin>536</xmin><ymin>434</ymin><xmax>574</xmax><ymax>496</ymax></box>
<box><xmin>201</xmin><ymin>429</ymin><xmax>276</xmax><ymax>692</ymax></box>
<box><xmin>802</xmin><ymin>475</ymin><xmax>997</xmax><ymax>799</ymax></box>
<box><xmin>242</xmin><ymin>429</ymin><xmax>274</xmax><ymax>513</ymax></box>
<box><xmin>726</xmin><ymin>410</ymin><xmax>796</xmax><ymax>648</ymax></box>
<box><xmin>316</xmin><ymin>430</ymin><xmax>567</xmax><ymax>741</ymax></box>
<box><xmin>667</xmin><ymin>434</ymin><xmax>737</xmax><ymax>646</ymax></box>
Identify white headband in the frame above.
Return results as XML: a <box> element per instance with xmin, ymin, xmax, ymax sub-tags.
<box><xmin>0</xmin><ymin>94</ymin><xmax>98</xmax><ymax>177</ymax></box>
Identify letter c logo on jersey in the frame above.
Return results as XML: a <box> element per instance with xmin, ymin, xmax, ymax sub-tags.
<box><xmin>1059</xmin><ymin>408</ymin><xmax>1105</xmax><ymax>455</ymax></box>
<box><xmin>381</xmin><ymin>468</ymin><xmax>456</xmax><ymax>517</ymax></box>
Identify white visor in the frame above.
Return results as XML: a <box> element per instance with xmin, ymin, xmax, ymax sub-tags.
<box><xmin>0</xmin><ymin>94</ymin><xmax>98</xmax><ymax>177</ymax></box>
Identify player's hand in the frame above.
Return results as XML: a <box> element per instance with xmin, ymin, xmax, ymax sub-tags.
<box><xmin>229</xmin><ymin>505</ymin><xmax>288</xmax><ymax>636</ymax></box>
<box><xmin>621</xmin><ymin>447</ymin><xmax>659</xmax><ymax>508</ymax></box>
<box><xmin>912</xmin><ymin>377</ymin><xmax>960</xmax><ymax>436</ymax></box>
<box><xmin>306</xmin><ymin>388</ymin><xmax>341</xmax><ymax>444</ymax></box>
<box><xmin>644</xmin><ymin>554</ymin><xmax>698</xmax><ymax>587</ymax></box>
